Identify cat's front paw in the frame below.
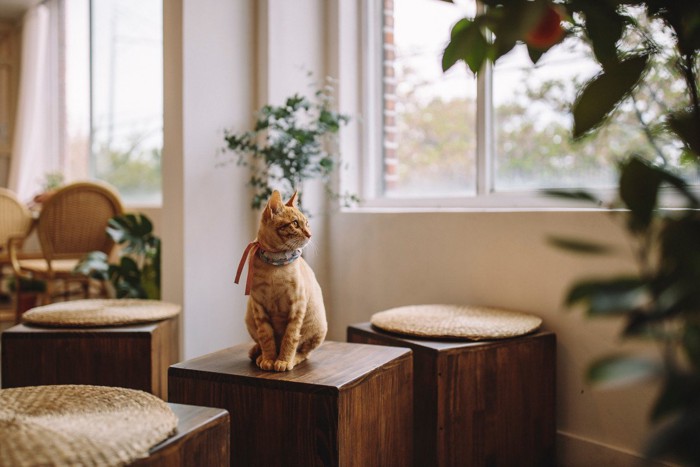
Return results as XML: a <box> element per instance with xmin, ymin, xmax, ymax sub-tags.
<box><xmin>256</xmin><ymin>355</ymin><xmax>275</xmax><ymax>371</ymax></box>
<box><xmin>273</xmin><ymin>359</ymin><xmax>294</xmax><ymax>372</ymax></box>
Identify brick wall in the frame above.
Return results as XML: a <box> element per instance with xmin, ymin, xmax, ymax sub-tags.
<box><xmin>383</xmin><ymin>0</ymin><xmax>397</xmax><ymax>192</ymax></box>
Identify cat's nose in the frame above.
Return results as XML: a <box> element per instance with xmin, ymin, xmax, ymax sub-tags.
<box><xmin>303</xmin><ymin>229</ymin><xmax>311</xmax><ymax>239</ymax></box>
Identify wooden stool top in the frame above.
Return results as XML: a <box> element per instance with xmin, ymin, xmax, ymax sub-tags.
<box><xmin>349</xmin><ymin>321</ymin><xmax>554</xmax><ymax>352</ymax></box>
<box><xmin>370</xmin><ymin>304</ymin><xmax>542</xmax><ymax>340</ymax></box>
<box><xmin>170</xmin><ymin>341</ymin><xmax>412</xmax><ymax>393</ymax></box>
<box><xmin>22</xmin><ymin>299</ymin><xmax>181</xmax><ymax>328</ymax></box>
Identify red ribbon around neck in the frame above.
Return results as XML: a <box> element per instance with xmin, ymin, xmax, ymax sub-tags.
<box><xmin>234</xmin><ymin>241</ymin><xmax>260</xmax><ymax>296</ymax></box>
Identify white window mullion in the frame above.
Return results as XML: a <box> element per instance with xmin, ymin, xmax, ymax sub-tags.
<box><xmin>476</xmin><ymin>62</ymin><xmax>492</xmax><ymax>196</ymax></box>
<box><xmin>361</xmin><ymin>0</ymin><xmax>384</xmax><ymax>201</ymax></box>
<box><xmin>475</xmin><ymin>1</ymin><xmax>493</xmax><ymax>197</ymax></box>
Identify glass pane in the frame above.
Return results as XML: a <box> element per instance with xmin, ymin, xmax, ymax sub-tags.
<box><xmin>91</xmin><ymin>0</ymin><xmax>162</xmax><ymax>204</ymax></box>
<box><xmin>65</xmin><ymin>0</ymin><xmax>90</xmax><ymax>183</ymax></box>
<box><xmin>384</xmin><ymin>0</ymin><xmax>477</xmax><ymax>198</ymax></box>
<box><xmin>494</xmin><ymin>8</ymin><xmax>694</xmax><ymax>191</ymax></box>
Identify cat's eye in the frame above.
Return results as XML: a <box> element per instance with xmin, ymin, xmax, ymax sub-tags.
<box><xmin>292</xmin><ymin>220</ymin><xmax>299</xmax><ymax>228</ymax></box>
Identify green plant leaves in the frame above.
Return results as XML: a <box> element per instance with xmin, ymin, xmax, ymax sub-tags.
<box><xmin>442</xmin><ymin>0</ymin><xmax>554</xmax><ymax>73</ymax></box>
<box><xmin>618</xmin><ymin>155</ymin><xmax>699</xmax><ymax>231</ymax></box>
<box><xmin>548</xmin><ymin>236</ymin><xmax>614</xmax><ymax>255</ymax></box>
<box><xmin>587</xmin><ymin>354</ymin><xmax>660</xmax><ymax>387</ymax></box>
<box><xmin>74</xmin><ymin>251</ymin><xmax>110</xmax><ymax>280</ymax></box>
<box><xmin>223</xmin><ymin>84</ymin><xmax>353</xmax><ymax>211</ymax></box>
<box><xmin>578</xmin><ymin>3</ymin><xmax>626</xmax><ymax>67</ymax></box>
<box><xmin>442</xmin><ymin>18</ymin><xmax>489</xmax><ymax>74</ymax></box>
<box><xmin>668</xmin><ymin>109</ymin><xmax>700</xmax><ymax>159</ymax></box>
<box><xmin>573</xmin><ymin>54</ymin><xmax>649</xmax><ymax>139</ymax></box>
<box><xmin>566</xmin><ymin>277</ymin><xmax>648</xmax><ymax>316</ymax></box>
<box><xmin>75</xmin><ymin>213</ymin><xmax>160</xmax><ymax>300</ymax></box>
<box><xmin>618</xmin><ymin>156</ymin><xmax>663</xmax><ymax>231</ymax></box>
<box><xmin>542</xmin><ymin>188</ymin><xmax>601</xmax><ymax>204</ymax></box>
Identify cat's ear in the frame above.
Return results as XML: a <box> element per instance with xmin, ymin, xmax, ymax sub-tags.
<box><xmin>264</xmin><ymin>190</ymin><xmax>285</xmax><ymax>219</ymax></box>
<box><xmin>285</xmin><ymin>191</ymin><xmax>298</xmax><ymax>208</ymax></box>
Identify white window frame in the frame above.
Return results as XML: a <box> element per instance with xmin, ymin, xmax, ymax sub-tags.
<box><xmin>330</xmin><ymin>0</ymin><xmax>691</xmax><ymax>212</ymax></box>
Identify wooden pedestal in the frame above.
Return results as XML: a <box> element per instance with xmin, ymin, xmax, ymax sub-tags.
<box><xmin>1</xmin><ymin>319</ymin><xmax>179</xmax><ymax>399</ymax></box>
<box><xmin>133</xmin><ymin>403</ymin><xmax>230</xmax><ymax>466</ymax></box>
<box><xmin>168</xmin><ymin>341</ymin><xmax>413</xmax><ymax>467</ymax></box>
<box><xmin>347</xmin><ymin>323</ymin><xmax>556</xmax><ymax>467</ymax></box>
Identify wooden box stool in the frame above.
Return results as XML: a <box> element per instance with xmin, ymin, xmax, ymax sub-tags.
<box><xmin>0</xmin><ymin>384</ymin><xmax>227</xmax><ymax>466</ymax></box>
<box><xmin>1</xmin><ymin>299</ymin><xmax>181</xmax><ymax>399</ymax></box>
<box><xmin>135</xmin><ymin>403</ymin><xmax>230</xmax><ymax>466</ymax></box>
<box><xmin>348</xmin><ymin>322</ymin><xmax>556</xmax><ymax>467</ymax></box>
<box><xmin>169</xmin><ymin>341</ymin><xmax>413</xmax><ymax>467</ymax></box>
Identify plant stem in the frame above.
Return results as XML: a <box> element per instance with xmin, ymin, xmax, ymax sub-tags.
<box><xmin>631</xmin><ymin>92</ymin><xmax>667</xmax><ymax>164</ymax></box>
<box><xmin>682</xmin><ymin>53</ymin><xmax>700</xmax><ymax>132</ymax></box>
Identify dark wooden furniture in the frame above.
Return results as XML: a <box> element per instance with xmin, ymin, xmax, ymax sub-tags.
<box><xmin>348</xmin><ymin>322</ymin><xmax>556</xmax><ymax>467</ymax></box>
<box><xmin>133</xmin><ymin>403</ymin><xmax>230</xmax><ymax>466</ymax></box>
<box><xmin>1</xmin><ymin>318</ymin><xmax>179</xmax><ymax>399</ymax></box>
<box><xmin>169</xmin><ymin>341</ymin><xmax>413</xmax><ymax>467</ymax></box>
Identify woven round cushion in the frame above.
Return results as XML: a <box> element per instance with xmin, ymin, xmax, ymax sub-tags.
<box><xmin>370</xmin><ymin>304</ymin><xmax>542</xmax><ymax>340</ymax></box>
<box><xmin>0</xmin><ymin>385</ymin><xmax>178</xmax><ymax>466</ymax></box>
<box><xmin>22</xmin><ymin>299</ymin><xmax>181</xmax><ymax>327</ymax></box>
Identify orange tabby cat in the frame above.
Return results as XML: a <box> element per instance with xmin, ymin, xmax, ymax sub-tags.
<box><xmin>238</xmin><ymin>190</ymin><xmax>327</xmax><ymax>372</ymax></box>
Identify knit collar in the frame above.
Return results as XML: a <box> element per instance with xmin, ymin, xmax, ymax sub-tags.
<box><xmin>257</xmin><ymin>247</ymin><xmax>302</xmax><ymax>266</ymax></box>
<box><xmin>234</xmin><ymin>241</ymin><xmax>304</xmax><ymax>295</ymax></box>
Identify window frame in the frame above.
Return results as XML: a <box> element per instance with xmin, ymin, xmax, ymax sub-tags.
<box><xmin>333</xmin><ymin>0</ymin><xmax>691</xmax><ymax>211</ymax></box>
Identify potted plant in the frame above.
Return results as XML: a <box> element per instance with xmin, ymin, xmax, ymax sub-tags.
<box><xmin>442</xmin><ymin>1</ymin><xmax>700</xmax><ymax>463</ymax></box>
<box><xmin>75</xmin><ymin>213</ymin><xmax>161</xmax><ymax>299</ymax></box>
<box><xmin>221</xmin><ymin>79</ymin><xmax>357</xmax><ymax>212</ymax></box>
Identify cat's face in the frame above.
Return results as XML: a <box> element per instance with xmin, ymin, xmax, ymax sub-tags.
<box><xmin>258</xmin><ymin>190</ymin><xmax>311</xmax><ymax>252</ymax></box>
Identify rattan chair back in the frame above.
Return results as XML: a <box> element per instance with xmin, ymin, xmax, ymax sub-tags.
<box><xmin>0</xmin><ymin>188</ymin><xmax>33</xmax><ymax>257</ymax></box>
<box><xmin>36</xmin><ymin>181</ymin><xmax>124</xmax><ymax>262</ymax></box>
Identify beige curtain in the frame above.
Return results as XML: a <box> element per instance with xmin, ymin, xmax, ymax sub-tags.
<box><xmin>8</xmin><ymin>1</ymin><xmax>63</xmax><ymax>202</ymax></box>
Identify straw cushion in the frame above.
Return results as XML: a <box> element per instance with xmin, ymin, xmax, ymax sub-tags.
<box><xmin>22</xmin><ymin>299</ymin><xmax>181</xmax><ymax>328</ymax></box>
<box><xmin>0</xmin><ymin>385</ymin><xmax>178</xmax><ymax>466</ymax></box>
<box><xmin>370</xmin><ymin>304</ymin><xmax>542</xmax><ymax>340</ymax></box>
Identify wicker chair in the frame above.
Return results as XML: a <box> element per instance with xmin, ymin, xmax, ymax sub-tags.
<box><xmin>9</xmin><ymin>181</ymin><xmax>124</xmax><ymax>321</ymax></box>
<box><xmin>0</xmin><ymin>188</ymin><xmax>34</xmax><ymax>314</ymax></box>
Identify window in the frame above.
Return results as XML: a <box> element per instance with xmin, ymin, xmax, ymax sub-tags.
<box><xmin>362</xmin><ymin>0</ymin><xmax>692</xmax><ymax>206</ymax></box>
<box><xmin>65</xmin><ymin>0</ymin><xmax>162</xmax><ymax>205</ymax></box>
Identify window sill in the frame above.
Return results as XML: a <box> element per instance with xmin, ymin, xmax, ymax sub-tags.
<box><xmin>344</xmin><ymin>186</ymin><xmax>700</xmax><ymax>214</ymax></box>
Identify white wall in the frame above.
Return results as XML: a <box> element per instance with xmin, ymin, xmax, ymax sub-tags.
<box><xmin>327</xmin><ymin>210</ymin><xmax>662</xmax><ymax>463</ymax></box>
<box><xmin>163</xmin><ymin>0</ymin><xmax>255</xmax><ymax>359</ymax></box>
<box><xmin>163</xmin><ymin>1</ymin><xmax>664</xmax><ymax>464</ymax></box>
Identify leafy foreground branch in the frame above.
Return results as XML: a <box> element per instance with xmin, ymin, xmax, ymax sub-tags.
<box><xmin>442</xmin><ymin>0</ymin><xmax>700</xmax><ymax>463</ymax></box>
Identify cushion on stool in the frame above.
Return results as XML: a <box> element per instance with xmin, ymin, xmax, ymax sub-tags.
<box><xmin>370</xmin><ymin>304</ymin><xmax>542</xmax><ymax>340</ymax></box>
<box><xmin>22</xmin><ymin>299</ymin><xmax>181</xmax><ymax>327</ymax></box>
<box><xmin>0</xmin><ymin>385</ymin><xmax>178</xmax><ymax>466</ymax></box>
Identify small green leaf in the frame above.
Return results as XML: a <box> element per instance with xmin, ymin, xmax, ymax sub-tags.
<box><xmin>573</xmin><ymin>54</ymin><xmax>649</xmax><ymax>139</ymax></box>
<box><xmin>587</xmin><ymin>354</ymin><xmax>660</xmax><ymax>387</ymax></box>
<box><xmin>579</xmin><ymin>4</ymin><xmax>626</xmax><ymax>67</ymax></box>
<box><xmin>618</xmin><ymin>155</ymin><xmax>660</xmax><ymax>230</ymax></box>
<box><xmin>548</xmin><ymin>236</ymin><xmax>614</xmax><ymax>255</ymax></box>
<box><xmin>442</xmin><ymin>19</ymin><xmax>489</xmax><ymax>74</ymax></box>
<box><xmin>668</xmin><ymin>109</ymin><xmax>700</xmax><ymax>159</ymax></box>
<box><xmin>74</xmin><ymin>251</ymin><xmax>109</xmax><ymax>279</ymax></box>
<box><xmin>527</xmin><ymin>45</ymin><xmax>545</xmax><ymax>64</ymax></box>
<box><xmin>566</xmin><ymin>277</ymin><xmax>647</xmax><ymax>315</ymax></box>
<box><xmin>542</xmin><ymin>189</ymin><xmax>601</xmax><ymax>204</ymax></box>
